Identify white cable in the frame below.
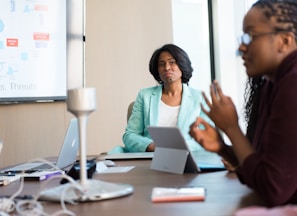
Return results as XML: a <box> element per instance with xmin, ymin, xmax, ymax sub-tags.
<box><xmin>33</xmin><ymin>173</ymin><xmax>84</xmax><ymax>215</ymax></box>
<box><xmin>7</xmin><ymin>158</ymin><xmax>51</xmax><ymax>216</ymax></box>
<box><xmin>0</xmin><ymin>170</ymin><xmax>26</xmax><ymax>213</ymax></box>
<box><xmin>15</xmin><ymin>199</ymin><xmax>44</xmax><ymax>216</ymax></box>
<box><xmin>26</xmin><ymin>158</ymin><xmax>79</xmax><ymax>215</ymax></box>
<box><xmin>27</xmin><ymin>157</ymin><xmax>61</xmax><ymax>171</ymax></box>
<box><xmin>15</xmin><ymin>173</ymin><xmax>81</xmax><ymax>216</ymax></box>
<box><xmin>1</xmin><ymin>157</ymin><xmax>83</xmax><ymax>215</ymax></box>
<box><xmin>0</xmin><ymin>198</ymin><xmax>15</xmax><ymax>213</ymax></box>
<box><xmin>10</xmin><ymin>171</ymin><xmax>25</xmax><ymax>201</ymax></box>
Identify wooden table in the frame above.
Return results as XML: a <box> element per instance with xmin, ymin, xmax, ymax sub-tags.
<box><xmin>0</xmin><ymin>159</ymin><xmax>266</xmax><ymax>216</ymax></box>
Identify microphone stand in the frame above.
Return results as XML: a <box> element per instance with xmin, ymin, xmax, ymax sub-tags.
<box><xmin>39</xmin><ymin>87</ymin><xmax>133</xmax><ymax>202</ymax></box>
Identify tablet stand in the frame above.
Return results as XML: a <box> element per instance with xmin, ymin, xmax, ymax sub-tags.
<box><xmin>39</xmin><ymin>88</ymin><xmax>133</xmax><ymax>202</ymax></box>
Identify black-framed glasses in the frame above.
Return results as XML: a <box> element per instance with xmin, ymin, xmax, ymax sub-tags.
<box><xmin>240</xmin><ymin>32</ymin><xmax>279</xmax><ymax>46</ymax></box>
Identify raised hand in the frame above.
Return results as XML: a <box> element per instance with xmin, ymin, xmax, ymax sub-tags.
<box><xmin>189</xmin><ymin>117</ymin><xmax>223</xmax><ymax>153</ymax></box>
<box><xmin>201</xmin><ymin>80</ymin><xmax>239</xmax><ymax>136</ymax></box>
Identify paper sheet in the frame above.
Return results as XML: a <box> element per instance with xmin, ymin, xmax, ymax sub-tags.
<box><xmin>96</xmin><ymin>161</ymin><xmax>135</xmax><ymax>173</ymax></box>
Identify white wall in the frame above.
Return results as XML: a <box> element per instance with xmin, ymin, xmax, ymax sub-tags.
<box><xmin>212</xmin><ymin>0</ymin><xmax>248</xmax><ymax>135</ymax></box>
<box><xmin>172</xmin><ymin>0</ymin><xmax>211</xmax><ymax>93</ymax></box>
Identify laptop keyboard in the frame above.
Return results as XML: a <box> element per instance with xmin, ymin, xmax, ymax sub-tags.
<box><xmin>30</xmin><ymin>163</ymin><xmax>55</xmax><ymax>171</ymax></box>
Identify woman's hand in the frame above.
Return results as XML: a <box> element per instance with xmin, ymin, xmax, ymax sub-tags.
<box><xmin>198</xmin><ymin>80</ymin><xmax>254</xmax><ymax>165</ymax></box>
<box><xmin>221</xmin><ymin>158</ymin><xmax>237</xmax><ymax>172</ymax></box>
<box><xmin>146</xmin><ymin>143</ymin><xmax>155</xmax><ymax>152</ymax></box>
<box><xmin>202</xmin><ymin>81</ymin><xmax>239</xmax><ymax>136</ymax></box>
<box><xmin>189</xmin><ymin>117</ymin><xmax>223</xmax><ymax>153</ymax></box>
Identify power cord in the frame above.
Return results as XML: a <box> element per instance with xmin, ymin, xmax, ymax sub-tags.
<box><xmin>0</xmin><ymin>169</ymin><xmax>25</xmax><ymax>214</ymax></box>
<box><xmin>0</xmin><ymin>210</ymin><xmax>10</xmax><ymax>216</ymax></box>
<box><xmin>0</xmin><ymin>158</ymin><xmax>85</xmax><ymax>216</ymax></box>
<box><xmin>15</xmin><ymin>199</ymin><xmax>43</xmax><ymax>216</ymax></box>
<box><xmin>0</xmin><ymin>198</ymin><xmax>15</xmax><ymax>213</ymax></box>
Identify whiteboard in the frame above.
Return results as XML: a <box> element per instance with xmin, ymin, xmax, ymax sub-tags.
<box><xmin>0</xmin><ymin>0</ymin><xmax>68</xmax><ymax>102</ymax></box>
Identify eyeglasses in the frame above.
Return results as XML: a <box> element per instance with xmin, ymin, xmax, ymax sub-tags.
<box><xmin>240</xmin><ymin>32</ymin><xmax>279</xmax><ymax>46</ymax></box>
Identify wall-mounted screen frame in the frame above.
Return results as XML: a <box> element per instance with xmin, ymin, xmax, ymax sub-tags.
<box><xmin>0</xmin><ymin>0</ymin><xmax>84</xmax><ymax>103</ymax></box>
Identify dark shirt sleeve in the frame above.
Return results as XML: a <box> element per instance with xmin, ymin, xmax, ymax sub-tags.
<box><xmin>236</xmin><ymin>64</ymin><xmax>297</xmax><ymax>206</ymax></box>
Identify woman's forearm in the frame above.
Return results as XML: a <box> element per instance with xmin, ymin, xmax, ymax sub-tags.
<box><xmin>223</xmin><ymin>126</ymin><xmax>254</xmax><ymax>165</ymax></box>
<box><xmin>218</xmin><ymin>144</ymin><xmax>239</xmax><ymax>168</ymax></box>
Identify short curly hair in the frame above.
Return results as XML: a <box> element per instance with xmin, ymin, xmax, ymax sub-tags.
<box><xmin>148</xmin><ymin>44</ymin><xmax>193</xmax><ymax>85</ymax></box>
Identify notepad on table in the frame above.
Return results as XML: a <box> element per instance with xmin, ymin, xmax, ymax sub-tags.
<box><xmin>151</xmin><ymin>187</ymin><xmax>206</xmax><ymax>203</ymax></box>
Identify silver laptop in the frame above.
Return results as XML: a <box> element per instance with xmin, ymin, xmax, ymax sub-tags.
<box><xmin>2</xmin><ymin>118</ymin><xmax>79</xmax><ymax>173</ymax></box>
<box><xmin>148</xmin><ymin>126</ymin><xmax>225</xmax><ymax>174</ymax></box>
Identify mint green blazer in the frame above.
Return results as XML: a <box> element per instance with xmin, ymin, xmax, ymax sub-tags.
<box><xmin>122</xmin><ymin>84</ymin><xmax>213</xmax><ymax>152</ymax></box>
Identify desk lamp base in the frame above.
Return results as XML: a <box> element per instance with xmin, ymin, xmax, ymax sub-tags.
<box><xmin>38</xmin><ymin>179</ymin><xmax>134</xmax><ymax>202</ymax></box>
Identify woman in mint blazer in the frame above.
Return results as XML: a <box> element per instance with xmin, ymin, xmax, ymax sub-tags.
<box><xmin>122</xmin><ymin>44</ymin><xmax>213</xmax><ymax>152</ymax></box>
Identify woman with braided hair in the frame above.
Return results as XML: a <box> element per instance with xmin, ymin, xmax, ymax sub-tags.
<box><xmin>189</xmin><ymin>0</ymin><xmax>297</xmax><ymax>206</ymax></box>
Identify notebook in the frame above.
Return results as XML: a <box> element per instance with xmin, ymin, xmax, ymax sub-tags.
<box><xmin>148</xmin><ymin>126</ymin><xmax>225</xmax><ymax>174</ymax></box>
<box><xmin>2</xmin><ymin>118</ymin><xmax>79</xmax><ymax>173</ymax></box>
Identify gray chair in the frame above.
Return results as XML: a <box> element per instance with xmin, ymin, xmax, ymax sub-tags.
<box><xmin>107</xmin><ymin>101</ymin><xmax>135</xmax><ymax>154</ymax></box>
<box><xmin>127</xmin><ymin>101</ymin><xmax>135</xmax><ymax>122</ymax></box>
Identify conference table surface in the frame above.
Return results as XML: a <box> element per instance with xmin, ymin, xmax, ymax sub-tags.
<box><xmin>0</xmin><ymin>159</ymin><xmax>267</xmax><ymax>216</ymax></box>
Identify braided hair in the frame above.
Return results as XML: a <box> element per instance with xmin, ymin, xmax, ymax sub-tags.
<box><xmin>252</xmin><ymin>0</ymin><xmax>297</xmax><ymax>36</ymax></box>
<box><xmin>244</xmin><ymin>76</ymin><xmax>266</xmax><ymax>142</ymax></box>
<box><xmin>244</xmin><ymin>0</ymin><xmax>297</xmax><ymax>142</ymax></box>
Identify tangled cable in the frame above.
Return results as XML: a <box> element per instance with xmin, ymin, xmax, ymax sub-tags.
<box><xmin>0</xmin><ymin>158</ymin><xmax>86</xmax><ymax>216</ymax></box>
